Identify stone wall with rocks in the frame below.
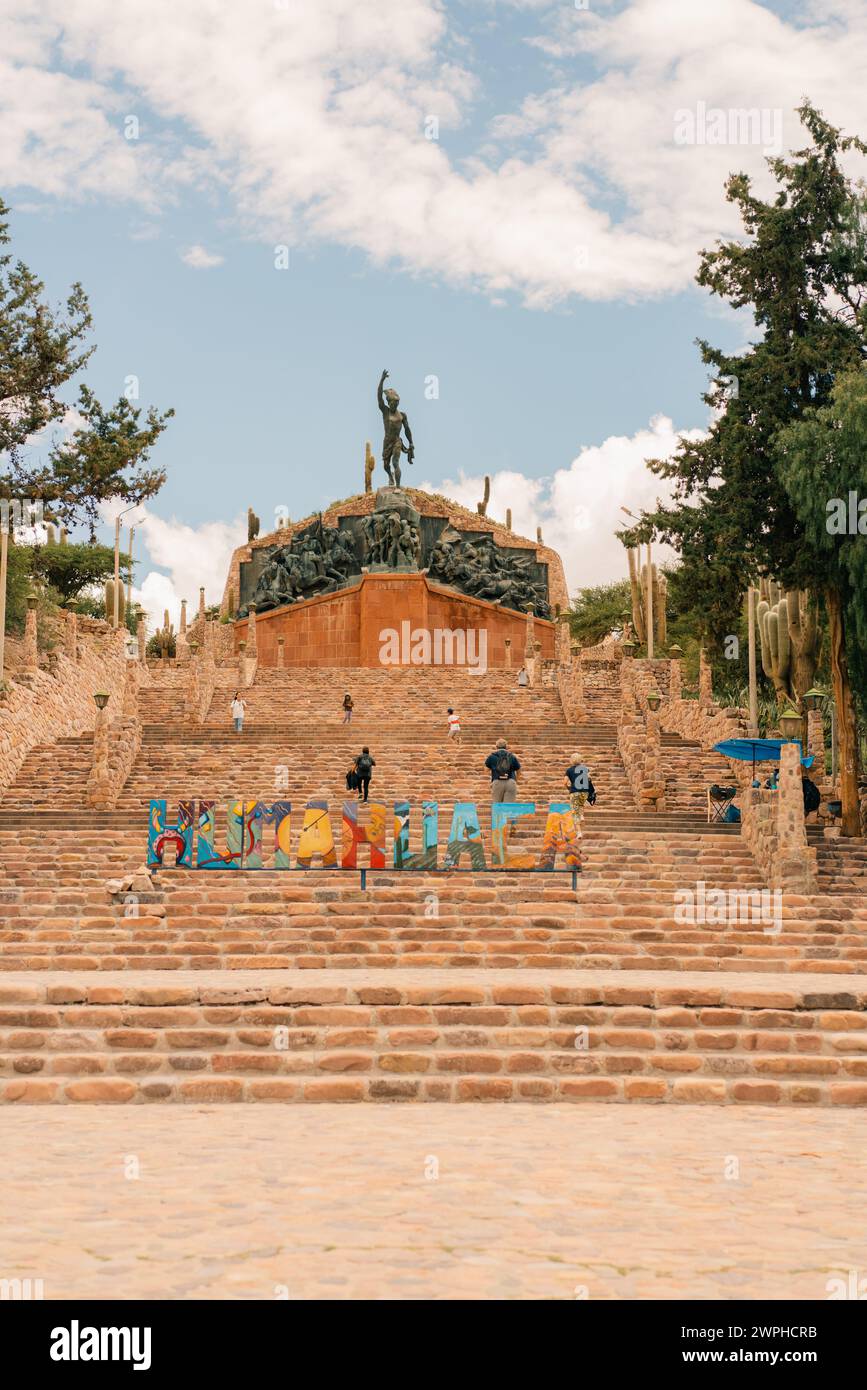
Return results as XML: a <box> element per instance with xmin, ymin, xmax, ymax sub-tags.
<box><xmin>0</xmin><ymin>619</ymin><xmax>128</xmax><ymax>797</ymax></box>
<box><xmin>739</xmin><ymin>742</ymin><xmax>818</xmax><ymax>892</ymax></box>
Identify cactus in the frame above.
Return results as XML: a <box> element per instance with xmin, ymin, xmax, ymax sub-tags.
<box><xmin>364</xmin><ymin>442</ymin><xmax>375</xmax><ymax>494</ymax></box>
<box><xmin>247</xmin><ymin>507</ymin><xmax>260</xmax><ymax>542</ymax></box>
<box><xmin>59</xmin><ymin>528</ymin><xmax>67</xmax><ymax>545</ymax></box>
<box><xmin>104</xmin><ymin>578</ymin><xmax>126</xmax><ymax>626</ymax></box>
<box><xmin>46</xmin><ymin>523</ymin><xmax>56</xmax><ymax>545</ymax></box>
<box><xmin>476</xmin><ymin>475</ymin><xmax>491</xmax><ymax>517</ymax></box>
<box><xmin>536</xmin><ymin>526</ymin><xmax>543</xmax><ymax>544</ymax></box>
<box><xmin>627</xmin><ymin>549</ymin><xmax>667</xmax><ymax>650</ymax></box>
<box><xmin>505</xmin><ymin>508</ymin><xmax>512</xmax><ymax>531</ymax></box>
<box><xmin>757</xmin><ymin>579</ymin><xmax>820</xmax><ymax>706</ymax></box>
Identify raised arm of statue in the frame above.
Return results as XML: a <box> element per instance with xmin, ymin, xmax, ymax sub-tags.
<box><xmin>377</xmin><ymin>369</ymin><xmax>389</xmax><ymax>416</ymax></box>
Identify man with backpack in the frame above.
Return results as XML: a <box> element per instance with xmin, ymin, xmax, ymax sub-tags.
<box><xmin>485</xmin><ymin>738</ymin><xmax>521</xmax><ymax>803</ymax></box>
<box><xmin>564</xmin><ymin>754</ymin><xmax>597</xmax><ymax>820</ymax></box>
<box><xmin>354</xmin><ymin>747</ymin><xmax>376</xmax><ymax>802</ymax></box>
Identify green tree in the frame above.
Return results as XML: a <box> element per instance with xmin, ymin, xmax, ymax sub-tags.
<box><xmin>624</xmin><ymin>103</ymin><xmax>867</xmax><ymax>833</ymax></box>
<box><xmin>0</xmin><ymin>198</ymin><xmax>173</xmax><ymax>533</ymax></box>
<box><xmin>567</xmin><ymin>580</ymin><xmax>631</xmax><ymax>647</ymax></box>
<box><xmin>775</xmin><ymin>366</ymin><xmax>867</xmax><ymax>826</ymax></box>
<box><xmin>29</xmin><ymin>539</ymin><xmax>130</xmax><ymax>603</ymax></box>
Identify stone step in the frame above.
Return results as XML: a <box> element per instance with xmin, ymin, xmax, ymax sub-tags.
<box><xmin>2</xmin><ymin>968</ymin><xmax>866</xmax><ymax>1104</ymax></box>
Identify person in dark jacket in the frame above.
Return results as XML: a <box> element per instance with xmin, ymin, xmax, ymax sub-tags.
<box><xmin>485</xmin><ymin>739</ymin><xmax>521</xmax><ymax>803</ymax></box>
<box><xmin>354</xmin><ymin>747</ymin><xmax>376</xmax><ymax>802</ymax></box>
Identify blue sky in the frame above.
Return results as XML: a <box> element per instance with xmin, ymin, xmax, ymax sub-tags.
<box><xmin>3</xmin><ymin>0</ymin><xmax>866</xmax><ymax>620</ymax></box>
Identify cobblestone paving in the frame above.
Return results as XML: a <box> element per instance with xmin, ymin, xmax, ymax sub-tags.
<box><xmin>2</xmin><ymin>1104</ymin><xmax>865</xmax><ymax>1300</ymax></box>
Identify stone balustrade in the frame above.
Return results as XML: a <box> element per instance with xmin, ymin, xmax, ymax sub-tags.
<box><xmin>1</xmin><ymin>626</ymin><xmax>128</xmax><ymax>797</ymax></box>
<box><xmin>86</xmin><ymin>663</ymin><xmax>143</xmax><ymax>808</ymax></box>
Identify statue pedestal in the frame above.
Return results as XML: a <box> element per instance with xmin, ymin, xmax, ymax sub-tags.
<box><xmin>374</xmin><ymin>488</ymin><xmax>421</xmax><ymax>527</ymax></box>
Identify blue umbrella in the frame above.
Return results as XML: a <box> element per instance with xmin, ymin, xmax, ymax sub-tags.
<box><xmin>713</xmin><ymin>737</ymin><xmax>814</xmax><ymax>776</ymax></box>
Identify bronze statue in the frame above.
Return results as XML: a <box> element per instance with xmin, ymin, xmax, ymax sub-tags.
<box><xmin>377</xmin><ymin>369</ymin><xmax>414</xmax><ymax>487</ymax></box>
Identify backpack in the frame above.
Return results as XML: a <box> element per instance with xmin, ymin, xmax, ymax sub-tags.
<box><xmin>587</xmin><ymin>779</ymin><xmax>597</xmax><ymax>806</ymax></box>
<box><xmin>356</xmin><ymin>754</ymin><xmax>373</xmax><ymax>776</ymax></box>
<box><xmin>803</xmin><ymin>778</ymin><xmax>820</xmax><ymax>814</ymax></box>
<box><xmin>493</xmin><ymin>750</ymin><xmax>512</xmax><ymax>779</ymax></box>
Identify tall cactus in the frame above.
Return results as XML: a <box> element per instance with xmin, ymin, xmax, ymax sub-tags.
<box><xmin>627</xmin><ymin>549</ymin><xmax>666</xmax><ymax>649</ymax></box>
<box><xmin>104</xmin><ymin>578</ymin><xmax>126</xmax><ymax>626</ymax></box>
<box><xmin>757</xmin><ymin>579</ymin><xmax>820</xmax><ymax>706</ymax></box>
<box><xmin>476</xmin><ymin>475</ymin><xmax>491</xmax><ymax>517</ymax></box>
<box><xmin>247</xmin><ymin>507</ymin><xmax>260</xmax><ymax>542</ymax></box>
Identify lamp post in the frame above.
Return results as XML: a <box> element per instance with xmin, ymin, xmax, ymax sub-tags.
<box><xmin>112</xmin><ymin>504</ymin><xmax>138</xmax><ymax>628</ymax></box>
<box><xmin>747</xmin><ymin>585</ymin><xmax>759</xmax><ymax>737</ymax></box>
<box><xmin>0</xmin><ymin>516</ymin><xmax>8</xmax><ymax>681</ymax></box>
<box><xmin>621</xmin><ymin>506</ymin><xmax>653</xmax><ymax>659</ymax></box>
<box><xmin>646</xmin><ymin>691</ymin><xmax>661</xmax><ymax>712</ymax></box>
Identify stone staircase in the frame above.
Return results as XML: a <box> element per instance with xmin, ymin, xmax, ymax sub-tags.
<box><xmin>1</xmin><ymin>661</ymin><xmax>866</xmax><ymax>1104</ymax></box>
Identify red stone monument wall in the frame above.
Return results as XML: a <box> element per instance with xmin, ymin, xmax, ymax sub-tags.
<box><xmin>236</xmin><ymin>573</ymin><xmax>554</xmax><ymax>668</ymax></box>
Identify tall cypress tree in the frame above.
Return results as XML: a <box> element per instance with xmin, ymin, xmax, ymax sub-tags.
<box><xmin>625</xmin><ymin>104</ymin><xmax>867</xmax><ymax>834</ymax></box>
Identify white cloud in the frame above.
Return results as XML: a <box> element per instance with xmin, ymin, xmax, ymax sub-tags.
<box><xmin>99</xmin><ymin>501</ymin><xmax>242</xmax><ymax>632</ymax></box>
<box><xmin>180</xmin><ymin>243</ymin><xmax>224</xmax><ymax>269</ymax></box>
<box><xmin>2</xmin><ymin>1</ymin><xmax>866</xmax><ymax>302</ymax></box>
<box><xmin>422</xmin><ymin>413</ymin><xmax>707</xmax><ymax>595</ymax></box>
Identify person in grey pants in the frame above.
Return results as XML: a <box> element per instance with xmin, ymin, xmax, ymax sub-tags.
<box><xmin>485</xmin><ymin>738</ymin><xmax>521</xmax><ymax>803</ymax></box>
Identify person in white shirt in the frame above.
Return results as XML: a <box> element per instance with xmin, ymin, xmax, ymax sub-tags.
<box><xmin>230</xmin><ymin>692</ymin><xmax>247</xmax><ymax>733</ymax></box>
<box><xmin>516</xmin><ymin>667</ymin><xmax>529</xmax><ymax>688</ymax></box>
<box><xmin>447</xmin><ymin>708</ymin><xmax>461</xmax><ymax>743</ymax></box>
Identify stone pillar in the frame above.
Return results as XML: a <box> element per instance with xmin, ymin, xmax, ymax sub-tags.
<box><xmin>276</xmin><ymin>636</ymin><xmax>285</xmax><ymax>668</ymax></box>
<box><xmin>136</xmin><ymin>616</ymin><xmax>146</xmax><ymax>664</ymax></box>
<box><xmin>669</xmin><ymin>655</ymin><xmax>682</xmax><ymax>700</ymax></box>
<box><xmin>699</xmin><ymin>648</ymin><xmax>713</xmax><ymax>709</ymax></box>
<box><xmin>65</xmin><ymin>609</ymin><xmax>78</xmax><ymax>662</ymax></box>
<box><xmin>87</xmin><ymin>700</ymin><xmax>112</xmax><ymax>807</ymax></box>
<box><xmin>198</xmin><ymin>587</ymin><xmax>206</xmax><ymax>623</ymax></box>
<box><xmin>180</xmin><ymin>599</ymin><xmax>187</xmax><ymax>635</ymax></box>
<box><xmin>524</xmin><ymin>606</ymin><xmax>535</xmax><ymax>658</ymax></box>
<box><xmin>503</xmin><ymin>638</ymin><xmax>512</xmax><ymax>671</ymax></box>
<box><xmin>123</xmin><ymin>661</ymin><xmax>140</xmax><ymax>717</ymax></box>
<box><xmin>643</xmin><ymin>708</ymin><xmax>665</xmax><ymax>810</ymax></box>
<box><xmin>556</xmin><ymin>617</ymin><xmax>571</xmax><ymax>665</ymax></box>
<box><xmin>807</xmin><ymin>709</ymin><xmax>826</xmax><ymax>778</ymax></box>
<box><xmin>247</xmin><ymin>604</ymin><xmax>258</xmax><ymax>658</ymax></box>
<box><xmin>775</xmin><ymin>740</ymin><xmax>815</xmax><ymax>890</ymax></box>
<box><xmin>238</xmin><ymin>640</ymin><xmax>247</xmax><ymax>688</ymax></box>
<box><xmin>22</xmin><ymin>597</ymin><xmax>38</xmax><ymax>671</ymax></box>
<box><xmin>187</xmin><ymin>649</ymin><xmax>201</xmax><ymax>722</ymax></box>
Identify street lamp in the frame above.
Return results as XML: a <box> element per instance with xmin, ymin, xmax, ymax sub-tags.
<box><xmin>621</xmin><ymin>505</ymin><xmax>653</xmax><ymax>659</ymax></box>
<box><xmin>668</xmin><ymin>644</ymin><xmax>684</xmax><ymax>658</ymax></box>
<box><xmin>646</xmin><ymin>691</ymin><xmax>662</xmax><ymax>712</ymax></box>
<box><xmin>112</xmin><ymin>503</ymin><xmax>139</xmax><ymax>629</ymax></box>
<box><xmin>778</xmin><ymin>707</ymin><xmax>802</xmax><ymax>740</ymax></box>
<box><xmin>93</xmin><ymin>691</ymin><xmax>110</xmax><ymax>710</ymax></box>
<box><xmin>803</xmin><ymin>687</ymin><xmax>826</xmax><ymax>711</ymax></box>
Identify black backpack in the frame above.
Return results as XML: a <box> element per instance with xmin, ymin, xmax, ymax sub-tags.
<box><xmin>802</xmin><ymin>778</ymin><xmax>820</xmax><ymax>814</ymax></box>
<box><xmin>356</xmin><ymin>754</ymin><xmax>373</xmax><ymax>776</ymax></box>
<box><xmin>493</xmin><ymin>750</ymin><xmax>512</xmax><ymax>779</ymax></box>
